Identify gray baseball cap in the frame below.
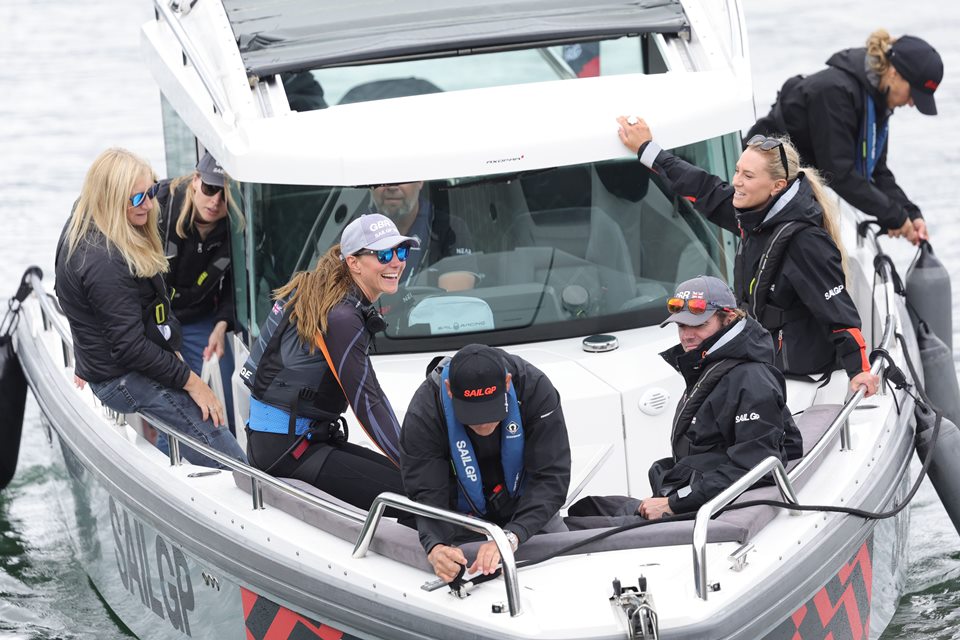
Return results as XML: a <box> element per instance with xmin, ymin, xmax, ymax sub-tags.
<box><xmin>196</xmin><ymin>152</ymin><xmax>225</xmax><ymax>187</ymax></box>
<box><xmin>340</xmin><ymin>213</ymin><xmax>420</xmax><ymax>258</ymax></box>
<box><xmin>661</xmin><ymin>275</ymin><xmax>737</xmax><ymax>327</ymax></box>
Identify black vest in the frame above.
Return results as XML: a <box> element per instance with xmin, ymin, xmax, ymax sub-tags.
<box><xmin>670</xmin><ymin>358</ymin><xmax>747</xmax><ymax>459</ymax></box>
<box><xmin>734</xmin><ymin>220</ymin><xmax>814</xmax><ymax>331</ymax></box>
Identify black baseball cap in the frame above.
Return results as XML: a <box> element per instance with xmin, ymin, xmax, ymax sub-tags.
<box><xmin>888</xmin><ymin>35</ymin><xmax>943</xmax><ymax>116</ymax></box>
<box><xmin>196</xmin><ymin>151</ymin><xmax>225</xmax><ymax>187</ymax></box>
<box><xmin>448</xmin><ymin>344</ymin><xmax>509</xmax><ymax>425</ymax></box>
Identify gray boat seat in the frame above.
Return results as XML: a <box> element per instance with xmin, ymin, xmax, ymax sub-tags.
<box><xmin>234</xmin><ymin>404</ymin><xmax>842</xmax><ymax>570</ymax></box>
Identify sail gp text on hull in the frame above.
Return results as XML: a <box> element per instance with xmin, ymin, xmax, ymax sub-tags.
<box><xmin>109</xmin><ymin>496</ymin><xmax>196</xmax><ymax>636</ymax></box>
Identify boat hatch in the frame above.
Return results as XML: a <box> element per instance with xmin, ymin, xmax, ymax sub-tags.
<box><xmin>222</xmin><ymin>0</ymin><xmax>688</xmax><ymax>76</ymax></box>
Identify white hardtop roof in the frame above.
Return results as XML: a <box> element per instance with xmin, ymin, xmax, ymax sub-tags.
<box><xmin>141</xmin><ymin>0</ymin><xmax>752</xmax><ymax>186</ymax></box>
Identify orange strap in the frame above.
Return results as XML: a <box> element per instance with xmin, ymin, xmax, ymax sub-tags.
<box><xmin>833</xmin><ymin>327</ymin><xmax>870</xmax><ymax>373</ymax></box>
<box><xmin>315</xmin><ymin>332</ymin><xmax>398</xmax><ymax>467</ymax></box>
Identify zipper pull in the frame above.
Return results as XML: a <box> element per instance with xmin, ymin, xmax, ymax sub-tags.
<box><xmin>778</xmin><ymin>329</ymin><xmax>783</xmax><ymax>352</ymax></box>
<box><xmin>197</xmin><ymin>241</ymin><xmax>203</xmax><ymax>254</ymax></box>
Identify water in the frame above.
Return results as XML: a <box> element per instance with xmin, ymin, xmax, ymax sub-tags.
<box><xmin>0</xmin><ymin>1</ymin><xmax>957</xmax><ymax>638</ymax></box>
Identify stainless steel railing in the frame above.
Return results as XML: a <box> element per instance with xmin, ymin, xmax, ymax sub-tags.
<box><xmin>353</xmin><ymin>493</ymin><xmax>523</xmax><ymax>617</ymax></box>
<box><xmin>690</xmin><ymin>227</ymin><xmax>899</xmax><ymax>600</ymax></box>
<box><xmin>25</xmin><ymin>272</ymin><xmax>524</xmax><ymax>612</ymax></box>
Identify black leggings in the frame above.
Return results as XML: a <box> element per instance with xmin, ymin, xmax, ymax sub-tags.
<box><xmin>247</xmin><ymin>429</ymin><xmax>403</xmax><ymax>512</ymax></box>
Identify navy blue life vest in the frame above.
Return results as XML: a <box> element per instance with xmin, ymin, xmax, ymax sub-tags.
<box><xmin>439</xmin><ymin>364</ymin><xmax>525</xmax><ymax>515</ymax></box>
<box><xmin>855</xmin><ymin>93</ymin><xmax>889</xmax><ymax>179</ymax></box>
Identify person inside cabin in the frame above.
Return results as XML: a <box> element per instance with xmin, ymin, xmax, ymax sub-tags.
<box><xmin>617</xmin><ymin>116</ymin><xmax>880</xmax><ymax>397</ymax></box>
<box><xmin>54</xmin><ymin>147</ymin><xmax>247</xmax><ymax>468</ymax></box>
<box><xmin>155</xmin><ymin>152</ymin><xmax>240</xmax><ymax>436</ymax></box>
<box><xmin>368</xmin><ymin>181</ymin><xmax>477</xmax><ymax>292</ymax></box>
<box><xmin>747</xmin><ymin>30</ymin><xmax>943</xmax><ymax>246</ymax></box>
<box><xmin>400</xmin><ymin>344</ymin><xmax>571</xmax><ymax>583</ymax></box>
<box><xmin>241</xmin><ymin>214</ymin><xmax>413</xmax><ymax>511</ymax></box>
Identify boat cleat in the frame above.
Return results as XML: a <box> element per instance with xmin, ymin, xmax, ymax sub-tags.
<box><xmin>610</xmin><ymin>576</ymin><xmax>659</xmax><ymax>639</ymax></box>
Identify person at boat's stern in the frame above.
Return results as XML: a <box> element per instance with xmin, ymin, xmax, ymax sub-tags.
<box><xmin>400</xmin><ymin>345</ymin><xmax>571</xmax><ymax>583</ymax></box>
<box><xmin>155</xmin><ymin>152</ymin><xmax>240</xmax><ymax>436</ymax></box>
<box><xmin>747</xmin><ymin>30</ymin><xmax>943</xmax><ymax>245</ymax></box>
<box><xmin>618</xmin><ymin>116</ymin><xmax>880</xmax><ymax>398</ymax></box>
<box><xmin>54</xmin><ymin>148</ymin><xmax>246</xmax><ymax>468</ymax></box>
<box><xmin>242</xmin><ymin>214</ymin><xmax>413</xmax><ymax>511</ymax></box>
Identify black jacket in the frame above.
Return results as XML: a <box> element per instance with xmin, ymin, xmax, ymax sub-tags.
<box><xmin>155</xmin><ymin>180</ymin><xmax>235</xmax><ymax>330</ymax></box>
<box><xmin>639</xmin><ymin>143</ymin><xmax>870</xmax><ymax>379</ymax></box>
<box><xmin>656</xmin><ymin>317</ymin><xmax>803</xmax><ymax>514</ymax></box>
<box><xmin>400</xmin><ymin>350</ymin><xmax>571</xmax><ymax>552</ymax></box>
<box><xmin>54</xmin><ymin>226</ymin><xmax>190</xmax><ymax>389</ymax></box>
<box><xmin>747</xmin><ymin>47</ymin><xmax>921</xmax><ymax>229</ymax></box>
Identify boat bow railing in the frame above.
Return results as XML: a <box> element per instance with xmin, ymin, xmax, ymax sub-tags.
<box><xmin>353</xmin><ymin>493</ymin><xmax>523</xmax><ymax>617</ymax></box>
<box><xmin>24</xmin><ymin>271</ymin><xmax>523</xmax><ymax>616</ymax></box>
<box><xmin>690</xmin><ymin>228</ymin><xmax>898</xmax><ymax>600</ymax></box>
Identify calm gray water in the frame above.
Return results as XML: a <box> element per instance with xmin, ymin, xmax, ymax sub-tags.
<box><xmin>0</xmin><ymin>1</ymin><xmax>957</xmax><ymax>638</ymax></box>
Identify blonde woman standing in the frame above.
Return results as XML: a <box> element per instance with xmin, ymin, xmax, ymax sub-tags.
<box><xmin>747</xmin><ymin>31</ymin><xmax>943</xmax><ymax>245</ymax></box>
<box><xmin>54</xmin><ymin>148</ymin><xmax>246</xmax><ymax>467</ymax></box>
<box><xmin>618</xmin><ymin>118</ymin><xmax>879</xmax><ymax>398</ymax></box>
<box><xmin>156</xmin><ymin>152</ymin><xmax>239</xmax><ymax>434</ymax></box>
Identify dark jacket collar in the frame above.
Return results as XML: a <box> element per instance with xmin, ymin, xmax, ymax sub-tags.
<box><xmin>660</xmin><ymin>317</ymin><xmax>775</xmax><ymax>387</ymax></box>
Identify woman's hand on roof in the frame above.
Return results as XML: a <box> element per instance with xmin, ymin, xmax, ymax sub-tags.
<box><xmin>617</xmin><ymin>115</ymin><xmax>653</xmax><ymax>154</ymax></box>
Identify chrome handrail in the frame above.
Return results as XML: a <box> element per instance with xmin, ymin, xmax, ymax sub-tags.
<box><xmin>25</xmin><ymin>274</ymin><xmax>363</xmax><ymax>524</ymax></box>
<box><xmin>689</xmin><ymin>227</ymin><xmax>898</xmax><ymax>599</ymax></box>
<box><xmin>692</xmin><ymin>456</ymin><xmax>798</xmax><ymax>599</ymax></box>
<box><xmin>153</xmin><ymin>0</ymin><xmax>235</xmax><ymax>124</ymax></box>
<box><xmin>353</xmin><ymin>493</ymin><xmax>523</xmax><ymax>617</ymax></box>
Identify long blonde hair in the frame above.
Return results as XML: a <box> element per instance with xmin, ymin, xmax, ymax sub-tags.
<box><xmin>866</xmin><ymin>29</ymin><xmax>897</xmax><ymax>76</ymax></box>
<box><xmin>169</xmin><ymin>172</ymin><xmax>245</xmax><ymax>239</ymax></box>
<box><xmin>273</xmin><ymin>244</ymin><xmax>355</xmax><ymax>349</ymax></box>
<box><xmin>67</xmin><ymin>148</ymin><xmax>167</xmax><ymax>278</ymax></box>
<box><xmin>746</xmin><ymin>135</ymin><xmax>849</xmax><ymax>277</ymax></box>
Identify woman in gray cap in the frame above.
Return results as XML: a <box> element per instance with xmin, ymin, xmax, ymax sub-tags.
<box><xmin>241</xmin><ymin>214</ymin><xmax>419</xmax><ymax>510</ymax></box>
<box><xmin>747</xmin><ymin>30</ymin><xmax>943</xmax><ymax>245</ymax></box>
<box><xmin>154</xmin><ymin>152</ymin><xmax>241</xmax><ymax>435</ymax></box>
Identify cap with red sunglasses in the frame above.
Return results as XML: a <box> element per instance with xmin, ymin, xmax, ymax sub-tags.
<box><xmin>661</xmin><ymin>276</ymin><xmax>737</xmax><ymax>327</ymax></box>
<box><xmin>888</xmin><ymin>35</ymin><xmax>943</xmax><ymax>116</ymax></box>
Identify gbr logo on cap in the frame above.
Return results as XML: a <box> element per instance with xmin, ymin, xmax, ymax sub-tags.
<box><xmin>463</xmin><ymin>386</ymin><xmax>498</xmax><ymax>398</ymax></box>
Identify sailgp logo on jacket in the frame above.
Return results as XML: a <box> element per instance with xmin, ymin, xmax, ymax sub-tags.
<box><xmin>735</xmin><ymin>412</ymin><xmax>760</xmax><ymax>423</ymax></box>
<box><xmin>824</xmin><ymin>285</ymin><xmax>844</xmax><ymax>300</ymax></box>
<box><xmin>456</xmin><ymin>440</ymin><xmax>478</xmax><ymax>482</ymax></box>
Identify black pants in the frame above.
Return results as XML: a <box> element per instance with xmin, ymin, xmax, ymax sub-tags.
<box><xmin>247</xmin><ymin>429</ymin><xmax>404</xmax><ymax>513</ymax></box>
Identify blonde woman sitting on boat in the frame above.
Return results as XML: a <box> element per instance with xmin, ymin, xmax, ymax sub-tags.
<box><xmin>618</xmin><ymin>117</ymin><xmax>879</xmax><ymax>398</ymax></box>
<box><xmin>54</xmin><ymin>148</ymin><xmax>247</xmax><ymax>468</ymax></box>
<box><xmin>241</xmin><ymin>214</ymin><xmax>416</xmax><ymax>511</ymax></box>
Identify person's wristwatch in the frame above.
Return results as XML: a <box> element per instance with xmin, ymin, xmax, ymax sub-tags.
<box><xmin>504</xmin><ymin>530</ymin><xmax>519</xmax><ymax>552</ymax></box>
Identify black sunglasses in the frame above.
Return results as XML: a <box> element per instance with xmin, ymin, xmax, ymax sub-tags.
<box><xmin>354</xmin><ymin>245</ymin><xmax>410</xmax><ymax>264</ymax></box>
<box><xmin>129</xmin><ymin>183</ymin><xmax>160</xmax><ymax>207</ymax></box>
<box><xmin>746</xmin><ymin>134</ymin><xmax>789</xmax><ymax>179</ymax></box>
<box><xmin>199</xmin><ymin>181</ymin><xmax>225</xmax><ymax>197</ymax></box>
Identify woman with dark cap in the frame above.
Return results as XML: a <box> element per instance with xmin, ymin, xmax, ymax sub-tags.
<box><xmin>747</xmin><ymin>30</ymin><xmax>943</xmax><ymax>245</ymax></box>
<box><xmin>155</xmin><ymin>152</ymin><xmax>240</xmax><ymax>433</ymax></box>
<box><xmin>617</xmin><ymin>117</ymin><xmax>879</xmax><ymax>398</ymax></box>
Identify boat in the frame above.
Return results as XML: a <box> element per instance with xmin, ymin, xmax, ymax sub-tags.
<box><xmin>5</xmin><ymin>0</ymin><xmax>934</xmax><ymax>637</ymax></box>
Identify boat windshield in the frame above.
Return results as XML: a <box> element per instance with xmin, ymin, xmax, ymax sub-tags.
<box><xmin>234</xmin><ymin>135</ymin><xmax>739</xmax><ymax>352</ymax></box>
<box><xmin>283</xmin><ymin>35</ymin><xmax>664</xmax><ymax>109</ymax></box>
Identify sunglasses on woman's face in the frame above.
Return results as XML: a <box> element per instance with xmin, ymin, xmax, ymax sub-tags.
<box><xmin>746</xmin><ymin>134</ymin><xmax>789</xmax><ymax>179</ymax></box>
<box><xmin>199</xmin><ymin>181</ymin><xmax>225</xmax><ymax>197</ymax></box>
<box><xmin>354</xmin><ymin>245</ymin><xmax>410</xmax><ymax>264</ymax></box>
<box><xmin>129</xmin><ymin>183</ymin><xmax>160</xmax><ymax>207</ymax></box>
<box><xmin>666</xmin><ymin>297</ymin><xmax>725</xmax><ymax>315</ymax></box>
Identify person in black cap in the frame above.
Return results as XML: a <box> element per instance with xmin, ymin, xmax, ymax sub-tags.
<box><xmin>400</xmin><ymin>344</ymin><xmax>571</xmax><ymax>583</ymax></box>
<box><xmin>154</xmin><ymin>151</ymin><xmax>240</xmax><ymax>435</ymax></box>
<box><xmin>746</xmin><ymin>29</ymin><xmax>943</xmax><ymax>245</ymax></box>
